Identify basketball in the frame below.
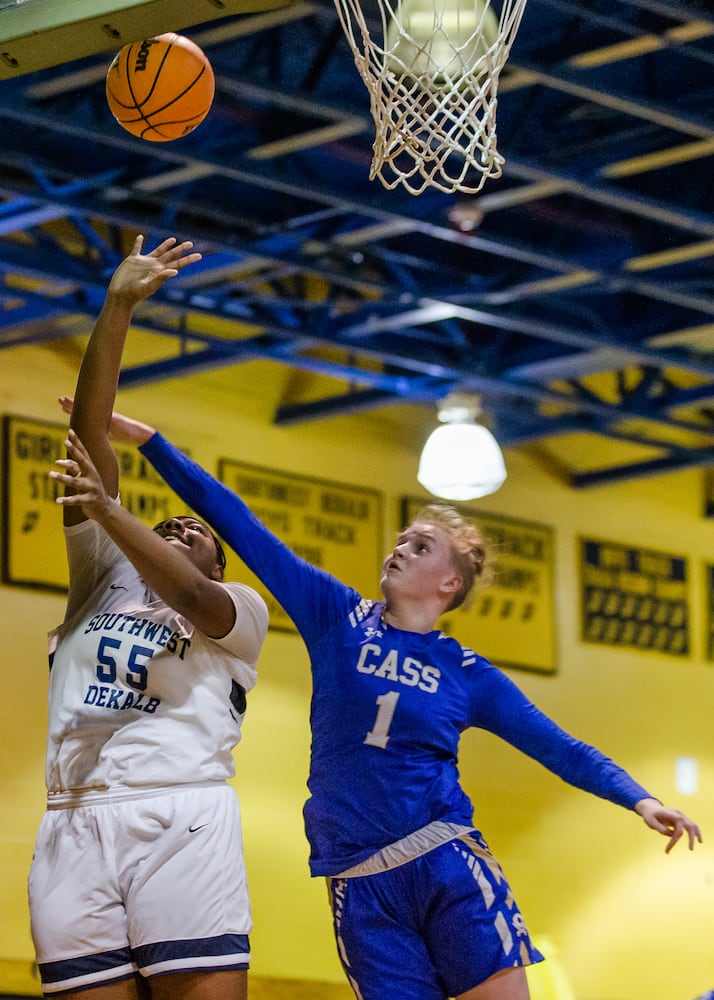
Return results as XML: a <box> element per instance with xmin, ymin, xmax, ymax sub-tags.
<box><xmin>106</xmin><ymin>33</ymin><xmax>215</xmax><ymax>142</ymax></box>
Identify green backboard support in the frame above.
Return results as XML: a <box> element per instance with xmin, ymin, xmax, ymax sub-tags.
<box><xmin>0</xmin><ymin>0</ymin><xmax>293</xmax><ymax>78</ymax></box>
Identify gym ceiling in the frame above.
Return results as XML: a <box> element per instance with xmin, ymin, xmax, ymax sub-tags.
<box><xmin>0</xmin><ymin>0</ymin><xmax>712</xmax><ymax>488</ymax></box>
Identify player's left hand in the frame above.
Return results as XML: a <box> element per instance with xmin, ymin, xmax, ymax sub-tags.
<box><xmin>635</xmin><ymin>797</ymin><xmax>702</xmax><ymax>853</ymax></box>
<box><xmin>50</xmin><ymin>428</ymin><xmax>115</xmax><ymax>520</ymax></box>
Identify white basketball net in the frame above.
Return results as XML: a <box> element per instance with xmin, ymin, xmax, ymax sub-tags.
<box><xmin>331</xmin><ymin>0</ymin><xmax>528</xmax><ymax>194</ymax></box>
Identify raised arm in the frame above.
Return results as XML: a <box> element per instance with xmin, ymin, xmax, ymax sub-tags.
<box><xmin>66</xmin><ymin>235</ymin><xmax>201</xmax><ymax>526</ymax></box>
<box><xmin>59</xmin><ymin>395</ymin><xmax>156</xmax><ymax>448</ymax></box>
<box><xmin>57</xmin><ymin>399</ymin><xmax>361</xmax><ymax>642</ymax></box>
<box><xmin>53</xmin><ymin>430</ymin><xmax>238</xmax><ymax>640</ymax></box>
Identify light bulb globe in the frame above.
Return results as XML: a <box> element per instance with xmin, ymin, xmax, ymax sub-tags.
<box><xmin>417</xmin><ymin>422</ymin><xmax>506</xmax><ymax>500</ymax></box>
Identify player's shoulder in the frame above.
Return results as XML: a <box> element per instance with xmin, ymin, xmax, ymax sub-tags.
<box><xmin>222</xmin><ymin>580</ymin><xmax>264</xmax><ymax>600</ymax></box>
<box><xmin>438</xmin><ymin>635</ymin><xmax>493</xmax><ymax>673</ymax></box>
<box><xmin>221</xmin><ymin>581</ymin><xmax>269</xmax><ymax>618</ymax></box>
<box><xmin>347</xmin><ymin>595</ymin><xmax>378</xmax><ymax>623</ymax></box>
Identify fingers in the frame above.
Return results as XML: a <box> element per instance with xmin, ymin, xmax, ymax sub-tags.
<box><xmin>62</xmin><ymin>429</ymin><xmax>93</xmax><ymax>473</ymax></box>
<box><xmin>638</xmin><ymin>799</ymin><xmax>702</xmax><ymax>854</ymax></box>
<box><xmin>49</xmin><ymin>456</ymin><xmax>83</xmax><ymax>501</ymax></box>
<box><xmin>148</xmin><ymin>236</ymin><xmax>201</xmax><ymax>269</ymax></box>
<box><xmin>664</xmin><ymin>817</ymin><xmax>683</xmax><ymax>854</ymax></box>
<box><xmin>148</xmin><ymin>236</ymin><xmax>177</xmax><ymax>258</ymax></box>
<box><xmin>49</xmin><ymin>432</ymin><xmax>97</xmax><ymax>504</ymax></box>
<box><xmin>165</xmin><ymin>242</ymin><xmax>201</xmax><ymax>271</ymax></box>
<box><xmin>176</xmin><ymin>249</ymin><xmax>202</xmax><ymax>270</ymax></box>
<box><xmin>53</xmin><ymin>457</ymin><xmax>80</xmax><ymax>476</ymax></box>
<box><xmin>109</xmin><ymin>236</ymin><xmax>201</xmax><ymax>303</ymax></box>
<box><xmin>124</xmin><ymin>235</ymin><xmax>201</xmax><ymax>288</ymax></box>
<box><xmin>65</xmin><ymin>427</ymin><xmax>88</xmax><ymax>459</ymax></box>
<box><xmin>659</xmin><ymin>811</ymin><xmax>702</xmax><ymax>853</ymax></box>
<box><xmin>686</xmin><ymin>820</ymin><xmax>703</xmax><ymax>851</ymax></box>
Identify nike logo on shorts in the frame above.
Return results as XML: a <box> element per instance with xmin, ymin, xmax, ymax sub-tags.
<box><xmin>188</xmin><ymin>823</ymin><xmax>208</xmax><ymax>833</ymax></box>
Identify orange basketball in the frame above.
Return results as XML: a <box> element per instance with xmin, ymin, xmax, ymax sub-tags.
<box><xmin>106</xmin><ymin>33</ymin><xmax>214</xmax><ymax>142</ymax></box>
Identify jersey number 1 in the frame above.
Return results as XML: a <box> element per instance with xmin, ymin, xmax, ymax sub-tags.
<box><xmin>364</xmin><ymin>691</ymin><xmax>399</xmax><ymax>748</ymax></box>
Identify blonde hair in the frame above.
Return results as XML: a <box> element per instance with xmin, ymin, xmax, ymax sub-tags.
<box><xmin>411</xmin><ymin>503</ymin><xmax>493</xmax><ymax>611</ymax></box>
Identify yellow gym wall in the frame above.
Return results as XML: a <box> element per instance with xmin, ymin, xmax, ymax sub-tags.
<box><xmin>1</xmin><ymin>336</ymin><xmax>712</xmax><ymax>1000</ymax></box>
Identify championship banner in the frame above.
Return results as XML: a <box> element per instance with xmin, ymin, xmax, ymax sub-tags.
<box><xmin>580</xmin><ymin>537</ymin><xmax>689</xmax><ymax>657</ymax></box>
<box><xmin>218</xmin><ymin>459</ymin><xmax>384</xmax><ymax>632</ymax></box>
<box><xmin>1</xmin><ymin>415</ymin><xmax>189</xmax><ymax>591</ymax></box>
<box><xmin>401</xmin><ymin>498</ymin><xmax>556</xmax><ymax>674</ymax></box>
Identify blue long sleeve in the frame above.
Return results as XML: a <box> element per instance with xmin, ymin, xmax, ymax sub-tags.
<box><xmin>141</xmin><ymin>430</ymin><xmax>654</xmax><ymax>874</ymax></box>
<box><xmin>468</xmin><ymin>665</ymin><xmax>652</xmax><ymax>810</ymax></box>
<box><xmin>140</xmin><ymin>432</ymin><xmax>357</xmax><ymax>647</ymax></box>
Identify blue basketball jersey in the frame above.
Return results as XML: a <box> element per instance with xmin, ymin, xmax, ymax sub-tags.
<box><xmin>142</xmin><ymin>434</ymin><xmax>652</xmax><ymax>876</ymax></box>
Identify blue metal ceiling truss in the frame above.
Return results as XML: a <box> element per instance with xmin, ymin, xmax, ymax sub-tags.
<box><xmin>0</xmin><ymin>0</ymin><xmax>712</xmax><ymax>485</ymax></box>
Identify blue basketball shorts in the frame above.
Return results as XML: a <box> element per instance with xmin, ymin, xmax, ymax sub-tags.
<box><xmin>326</xmin><ymin>831</ymin><xmax>544</xmax><ymax>1000</ymax></box>
<box><xmin>29</xmin><ymin>783</ymin><xmax>251</xmax><ymax>995</ymax></box>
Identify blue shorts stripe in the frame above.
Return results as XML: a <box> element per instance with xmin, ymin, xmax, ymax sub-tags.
<box><xmin>38</xmin><ymin>935</ymin><xmax>251</xmax><ymax>993</ymax></box>
<box><xmin>39</xmin><ymin>947</ymin><xmax>136</xmax><ymax>993</ymax></box>
<box><xmin>39</xmin><ymin>947</ymin><xmax>133</xmax><ymax>984</ymax></box>
<box><xmin>133</xmin><ymin>933</ymin><xmax>250</xmax><ymax>969</ymax></box>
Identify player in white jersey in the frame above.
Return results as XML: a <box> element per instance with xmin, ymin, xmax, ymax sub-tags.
<box><xmin>29</xmin><ymin>238</ymin><xmax>269</xmax><ymax>1000</ymax></box>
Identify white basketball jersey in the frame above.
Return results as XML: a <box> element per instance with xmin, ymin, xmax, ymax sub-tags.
<box><xmin>45</xmin><ymin>517</ymin><xmax>268</xmax><ymax>797</ymax></box>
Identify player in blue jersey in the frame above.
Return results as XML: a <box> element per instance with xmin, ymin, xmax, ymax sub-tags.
<box><xmin>58</xmin><ymin>237</ymin><xmax>701</xmax><ymax>1000</ymax></box>
<box><xmin>34</xmin><ymin>237</ymin><xmax>268</xmax><ymax>1000</ymax></box>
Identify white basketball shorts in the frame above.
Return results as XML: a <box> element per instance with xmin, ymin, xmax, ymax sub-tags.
<box><xmin>29</xmin><ymin>783</ymin><xmax>251</xmax><ymax>995</ymax></box>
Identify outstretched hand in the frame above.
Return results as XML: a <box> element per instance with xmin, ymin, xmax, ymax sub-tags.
<box><xmin>635</xmin><ymin>797</ymin><xmax>702</xmax><ymax>853</ymax></box>
<box><xmin>107</xmin><ymin>234</ymin><xmax>202</xmax><ymax>307</ymax></box>
<box><xmin>59</xmin><ymin>396</ymin><xmax>155</xmax><ymax>446</ymax></box>
<box><xmin>50</xmin><ymin>429</ymin><xmax>114</xmax><ymax>520</ymax></box>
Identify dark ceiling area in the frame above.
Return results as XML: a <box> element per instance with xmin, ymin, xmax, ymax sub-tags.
<box><xmin>0</xmin><ymin>0</ymin><xmax>713</xmax><ymax>487</ymax></box>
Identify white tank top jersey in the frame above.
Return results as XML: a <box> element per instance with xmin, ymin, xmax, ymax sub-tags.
<box><xmin>45</xmin><ymin>516</ymin><xmax>269</xmax><ymax>800</ymax></box>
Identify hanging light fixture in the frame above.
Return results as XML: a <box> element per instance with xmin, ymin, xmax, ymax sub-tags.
<box><xmin>417</xmin><ymin>392</ymin><xmax>506</xmax><ymax>500</ymax></box>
